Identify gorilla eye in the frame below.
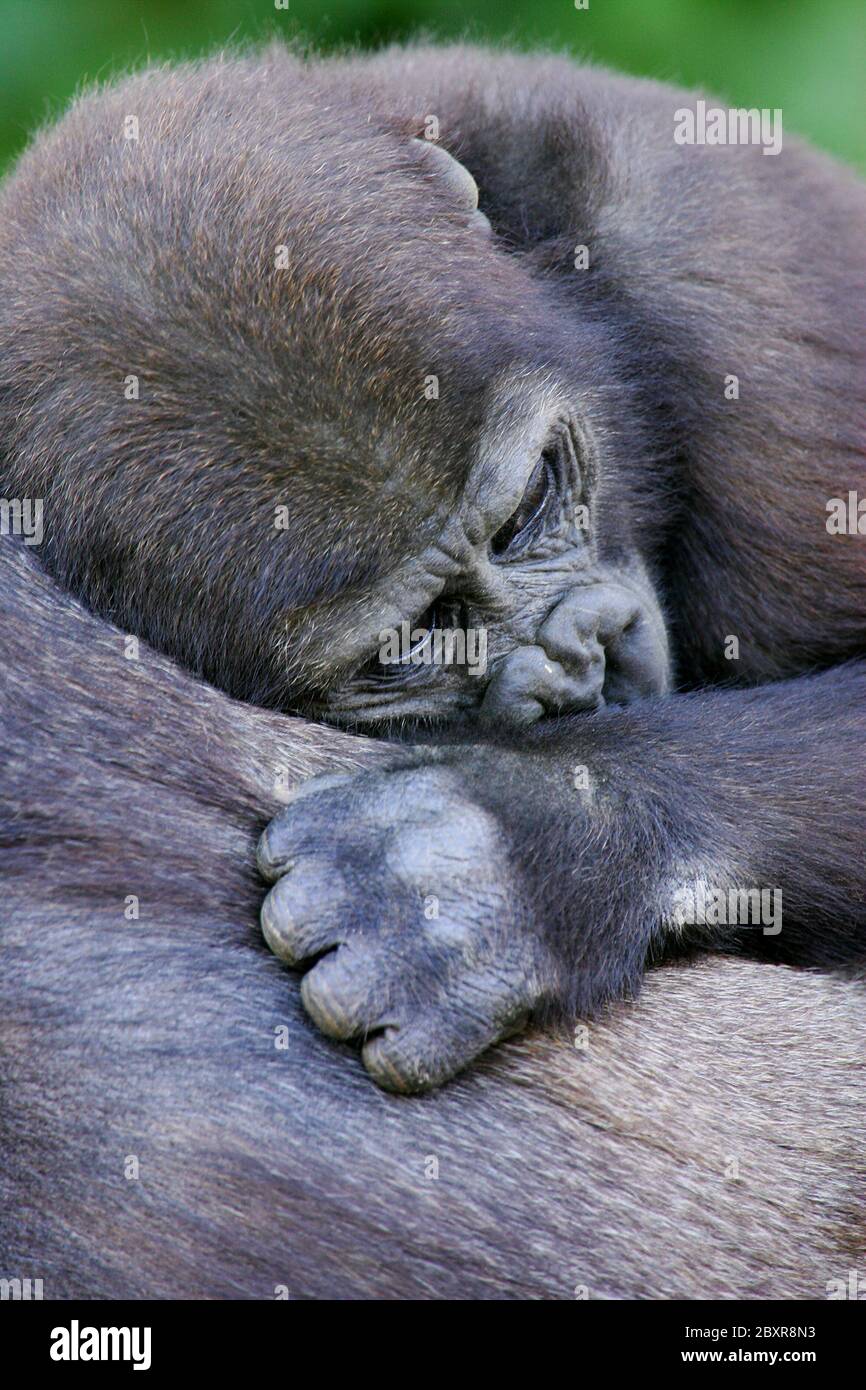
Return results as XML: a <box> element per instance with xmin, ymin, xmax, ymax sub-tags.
<box><xmin>364</xmin><ymin>600</ymin><xmax>460</xmax><ymax>686</ymax></box>
<box><xmin>379</xmin><ymin>613</ymin><xmax>435</xmax><ymax>681</ymax></box>
<box><xmin>491</xmin><ymin>450</ymin><xmax>556</xmax><ymax>557</ymax></box>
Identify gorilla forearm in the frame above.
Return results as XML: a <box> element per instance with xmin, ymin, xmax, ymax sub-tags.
<box><xmin>0</xmin><ymin>540</ymin><xmax>391</xmax><ymax>912</ymax></box>
<box><xmin>469</xmin><ymin>664</ymin><xmax>866</xmax><ymax>1004</ymax></box>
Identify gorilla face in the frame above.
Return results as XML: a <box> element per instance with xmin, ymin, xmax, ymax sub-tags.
<box><xmin>255</xmin><ymin>130</ymin><xmax>672</xmax><ymax>732</ymax></box>
<box><xmin>307</xmin><ymin>385</ymin><xmax>671</xmax><ymax>732</ymax></box>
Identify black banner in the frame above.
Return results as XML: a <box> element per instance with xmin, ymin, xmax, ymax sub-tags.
<box><xmin>3</xmin><ymin>1298</ymin><xmax>861</xmax><ymax>1374</ymax></box>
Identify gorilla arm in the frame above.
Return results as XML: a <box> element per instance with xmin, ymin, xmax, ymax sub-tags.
<box><xmin>258</xmin><ymin>663</ymin><xmax>866</xmax><ymax>1093</ymax></box>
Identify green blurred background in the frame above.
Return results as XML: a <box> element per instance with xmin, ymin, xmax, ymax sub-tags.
<box><xmin>1</xmin><ymin>0</ymin><xmax>863</xmax><ymax>174</ymax></box>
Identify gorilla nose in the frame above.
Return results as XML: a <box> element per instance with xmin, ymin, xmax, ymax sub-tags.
<box><xmin>478</xmin><ymin>581</ymin><xmax>670</xmax><ymax>728</ymax></box>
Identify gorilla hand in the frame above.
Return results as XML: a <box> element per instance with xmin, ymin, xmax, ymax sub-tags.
<box><xmin>257</xmin><ymin>760</ymin><xmax>552</xmax><ymax>1093</ymax></box>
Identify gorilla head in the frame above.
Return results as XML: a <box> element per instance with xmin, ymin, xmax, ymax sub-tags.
<box><xmin>0</xmin><ymin>48</ymin><xmax>669</xmax><ymax>733</ymax></box>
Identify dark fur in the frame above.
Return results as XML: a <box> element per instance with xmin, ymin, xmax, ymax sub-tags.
<box><xmin>1</xmin><ymin>43</ymin><xmax>865</xmax><ymax>1294</ymax></box>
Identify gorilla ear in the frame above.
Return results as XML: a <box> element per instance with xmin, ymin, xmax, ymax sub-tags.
<box><xmin>413</xmin><ymin>139</ymin><xmax>492</xmax><ymax>236</ymax></box>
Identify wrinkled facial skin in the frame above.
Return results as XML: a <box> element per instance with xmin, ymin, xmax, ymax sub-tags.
<box><xmin>301</xmin><ymin>391</ymin><xmax>670</xmax><ymax>734</ymax></box>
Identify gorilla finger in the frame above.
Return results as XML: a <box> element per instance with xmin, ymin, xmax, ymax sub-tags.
<box><xmin>479</xmin><ymin>645</ymin><xmax>603</xmax><ymax>726</ymax></box>
<box><xmin>413</xmin><ymin>138</ymin><xmax>479</xmax><ymax>211</ymax></box>
<box><xmin>362</xmin><ymin>988</ymin><xmax>531</xmax><ymax>1094</ymax></box>
<box><xmin>471</xmin><ymin>209</ymin><xmax>493</xmax><ymax>237</ymax></box>
<box><xmin>605</xmin><ymin>610</ymin><xmax>671</xmax><ymax>698</ymax></box>
<box><xmin>538</xmin><ymin>583</ymin><xmax>637</xmax><ymax>656</ymax></box>
<box><xmin>275</xmin><ymin>770</ymin><xmax>360</xmax><ymax>808</ymax></box>
<box><xmin>300</xmin><ymin>942</ymin><xmax>403</xmax><ymax>1042</ymax></box>
<box><xmin>477</xmin><ymin>646</ymin><xmax>555</xmax><ymax>727</ymax></box>
<box><xmin>260</xmin><ymin>771</ymin><xmax>362</xmax><ymax>872</ymax></box>
<box><xmin>258</xmin><ymin>820</ymin><xmax>305</xmax><ymax>882</ymax></box>
<box><xmin>257</xmin><ymin>783</ymin><xmax>359</xmax><ymax>881</ymax></box>
<box><xmin>258</xmin><ymin>773</ymin><xmax>417</xmax><ymax>881</ymax></box>
<box><xmin>261</xmin><ymin>862</ymin><xmax>351</xmax><ymax>965</ymax></box>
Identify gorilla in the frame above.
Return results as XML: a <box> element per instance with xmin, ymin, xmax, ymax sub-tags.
<box><xmin>0</xmin><ymin>43</ymin><xmax>864</xmax><ymax>1297</ymax></box>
